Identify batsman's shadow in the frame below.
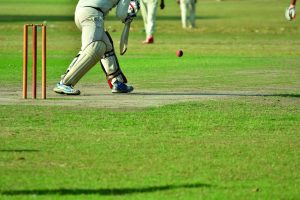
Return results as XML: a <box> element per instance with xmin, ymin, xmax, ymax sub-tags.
<box><xmin>1</xmin><ymin>182</ymin><xmax>211</xmax><ymax>196</ymax></box>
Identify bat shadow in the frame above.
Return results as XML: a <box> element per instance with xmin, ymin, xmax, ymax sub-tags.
<box><xmin>1</xmin><ymin>182</ymin><xmax>211</xmax><ymax>196</ymax></box>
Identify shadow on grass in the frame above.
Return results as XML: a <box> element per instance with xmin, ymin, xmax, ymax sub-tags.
<box><xmin>0</xmin><ymin>15</ymin><xmax>73</xmax><ymax>22</ymax></box>
<box><xmin>272</xmin><ymin>94</ymin><xmax>300</xmax><ymax>98</ymax></box>
<box><xmin>0</xmin><ymin>15</ymin><xmax>220</xmax><ymax>22</ymax></box>
<box><xmin>133</xmin><ymin>92</ymin><xmax>300</xmax><ymax>98</ymax></box>
<box><xmin>1</xmin><ymin>183</ymin><xmax>211</xmax><ymax>196</ymax></box>
<box><xmin>157</xmin><ymin>15</ymin><xmax>222</xmax><ymax>20</ymax></box>
<box><xmin>0</xmin><ymin>149</ymin><xmax>39</xmax><ymax>152</ymax></box>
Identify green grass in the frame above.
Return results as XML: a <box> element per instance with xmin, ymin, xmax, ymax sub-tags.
<box><xmin>0</xmin><ymin>0</ymin><xmax>300</xmax><ymax>199</ymax></box>
<box><xmin>1</xmin><ymin>99</ymin><xmax>299</xmax><ymax>199</ymax></box>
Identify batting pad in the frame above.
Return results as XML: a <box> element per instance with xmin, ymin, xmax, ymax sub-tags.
<box><xmin>100</xmin><ymin>52</ymin><xmax>128</xmax><ymax>86</ymax></box>
<box><xmin>101</xmin><ymin>53</ymin><xmax>120</xmax><ymax>78</ymax></box>
<box><xmin>62</xmin><ymin>41</ymin><xmax>106</xmax><ymax>86</ymax></box>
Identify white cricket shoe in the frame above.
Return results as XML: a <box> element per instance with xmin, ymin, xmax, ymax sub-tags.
<box><xmin>112</xmin><ymin>81</ymin><xmax>134</xmax><ymax>93</ymax></box>
<box><xmin>53</xmin><ymin>83</ymin><xmax>80</xmax><ymax>95</ymax></box>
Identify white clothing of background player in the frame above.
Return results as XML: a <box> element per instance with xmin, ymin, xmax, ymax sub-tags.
<box><xmin>53</xmin><ymin>0</ymin><xmax>139</xmax><ymax>95</ymax></box>
<box><xmin>140</xmin><ymin>0</ymin><xmax>165</xmax><ymax>44</ymax></box>
<box><xmin>177</xmin><ymin>0</ymin><xmax>196</xmax><ymax>29</ymax></box>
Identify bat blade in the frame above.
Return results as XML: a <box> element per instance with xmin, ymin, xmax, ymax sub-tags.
<box><xmin>120</xmin><ymin>22</ymin><xmax>131</xmax><ymax>55</ymax></box>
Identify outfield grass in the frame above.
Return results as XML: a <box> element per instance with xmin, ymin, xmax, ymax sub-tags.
<box><xmin>0</xmin><ymin>0</ymin><xmax>300</xmax><ymax>199</ymax></box>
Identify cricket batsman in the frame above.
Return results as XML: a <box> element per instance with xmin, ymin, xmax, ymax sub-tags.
<box><xmin>53</xmin><ymin>0</ymin><xmax>139</xmax><ymax>95</ymax></box>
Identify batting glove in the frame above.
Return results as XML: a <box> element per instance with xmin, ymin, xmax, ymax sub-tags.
<box><xmin>123</xmin><ymin>0</ymin><xmax>140</xmax><ymax>24</ymax></box>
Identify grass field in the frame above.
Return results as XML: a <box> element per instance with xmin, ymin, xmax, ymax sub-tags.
<box><xmin>0</xmin><ymin>0</ymin><xmax>300</xmax><ymax>199</ymax></box>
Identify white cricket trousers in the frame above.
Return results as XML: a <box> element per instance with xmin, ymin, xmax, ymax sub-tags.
<box><xmin>140</xmin><ymin>0</ymin><xmax>158</xmax><ymax>37</ymax></box>
<box><xmin>75</xmin><ymin>6</ymin><xmax>112</xmax><ymax>50</ymax></box>
<box><xmin>180</xmin><ymin>0</ymin><xmax>196</xmax><ymax>28</ymax></box>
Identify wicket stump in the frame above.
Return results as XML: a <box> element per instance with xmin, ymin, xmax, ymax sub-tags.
<box><xmin>23</xmin><ymin>24</ymin><xmax>46</xmax><ymax>99</ymax></box>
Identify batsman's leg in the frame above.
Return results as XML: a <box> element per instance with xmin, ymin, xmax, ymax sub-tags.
<box><xmin>100</xmin><ymin>31</ymin><xmax>133</xmax><ymax>93</ymax></box>
<box><xmin>54</xmin><ymin>7</ymin><xmax>106</xmax><ymax>95</ymax></box>
<box><xmin>60</xmin><ymin>53</ymin><xmax>80</xmax><ymax>81</ymax></box>
<box><xmin>62</xmin><ymin>41</ymin><xmax>106</xmax><ymax>86</ymax></box>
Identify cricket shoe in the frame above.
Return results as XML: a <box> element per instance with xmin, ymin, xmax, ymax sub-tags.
<box><xmin>53</xmin><ymin>83</ymin><xmax>80</xmax><ymax>95</ymax></box>
<box><xmin>143</xmin><ymin>36</ymin><xmax>154</xmax><ymax>44</ymax></box>
<box><xmin>112</xmin><ymin>81</ymin><xmax>134</xmax><ymax>93</ymax></box>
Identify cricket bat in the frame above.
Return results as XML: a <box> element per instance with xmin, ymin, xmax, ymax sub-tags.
<box><xmin>120</xmin><ymin>22</ymin><xmax>131</xmax><ymax>55</ymax></box>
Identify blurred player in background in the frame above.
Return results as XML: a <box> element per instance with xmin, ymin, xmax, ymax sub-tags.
<box><xmin>285</xmin><ymin>0</ymin><xmax>297</xmax><ymax>20</ymax></box>
<box><xmin>177</xmin><ymin>0</ymin><xmax>196</xmax><ymax>29</ymax></box>
<box><xmin>54</xmin><ymin>0</ymin><xmax>139</xmax><ymax>95</ymax></box>
<box><xmin>140</xmin><ymin>0</ymin><xmax>165</xmax><ymax>44</ymax></box>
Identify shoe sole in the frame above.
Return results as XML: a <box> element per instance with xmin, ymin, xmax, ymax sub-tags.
<box><xmin>112</xmin><ymin>87</ymin><xmax>134</xmax><ymax>93</ymax></box>
<box><xmin>53</xmin><ymin>88</ymin><xmax>80</xmax><ymax>95</ymax></box>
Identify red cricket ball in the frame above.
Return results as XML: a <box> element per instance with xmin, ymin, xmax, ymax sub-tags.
<box><xmin>176</xmin><ymin>49</ymin><xmax>183</xmax><ymax>57</ymax></box>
